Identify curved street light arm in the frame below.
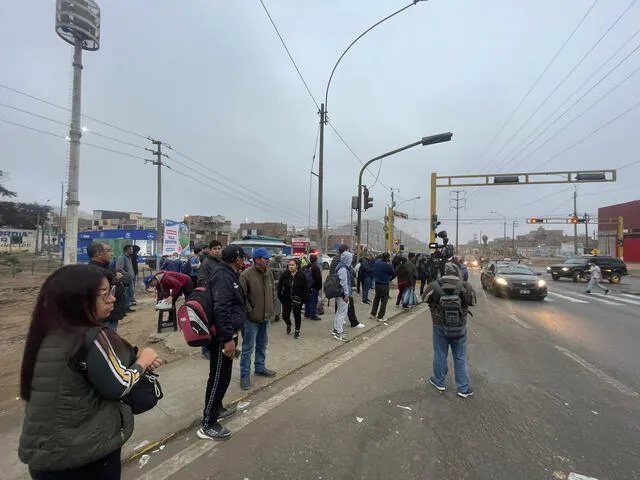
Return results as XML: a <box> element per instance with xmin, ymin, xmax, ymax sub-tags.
<box><xmin>324</xmin><ymin>1</ymin><xmax>423</xmax><ymax>110</ymax></box>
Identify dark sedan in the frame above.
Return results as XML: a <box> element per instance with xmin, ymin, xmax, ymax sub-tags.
<box><xmin>481</xmin><ymin>263</ymin><xmax>547</xmax><ymax>300</ymax></box>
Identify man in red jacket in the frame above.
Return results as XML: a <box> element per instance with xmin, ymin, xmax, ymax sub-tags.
<box><xmin>144</xmin><ymin>271</ymin><xmax>194</xmax><ymax>306</ymax></box>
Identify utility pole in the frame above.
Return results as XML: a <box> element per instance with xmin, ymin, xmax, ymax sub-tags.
<box><xmin>146</xmin><ymin>138</ymin><xmax>170</xmax><ymax>268</ymax></box>
<box><xmin>324</xmin><ymin>209</ymin><xmax>329</xmax><ymax>254</ymax></box>
<box><xmin>317</xmin><ymin>103</ymin><xmax>325</xmax><ymax>243</ymax></box>
<box><xmin>449</xmin><ymin>189</ymin><xmax>466</xmax><ymax>253</ymax></box>
<box><xmin>584</xmin><ymin>212</ymin><xmax>589</xmax><ymax>251</ymax></box>
<box><xmin>512</xmin><ymin>220</ymin><xmax>519</xmax><ymax>256</ymax></box>
<box><xmin>366</xmin><ymin>219</ymin><xmax>369</xmax><ymax>248</ymax></box>
<box><xmin>573</xmin><ymin>188</ymin><xmax>578</xmax><ymax>255</ymax></box>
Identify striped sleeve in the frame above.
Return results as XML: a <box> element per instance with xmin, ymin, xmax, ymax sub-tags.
<box><xmin>85</xmin><ymin>330</ymin><xmax>145</xmax><ymax>400</ymax></box>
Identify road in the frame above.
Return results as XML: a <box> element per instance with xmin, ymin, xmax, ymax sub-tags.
<box><xmin>125</xmin><ymin>271</ymin><xmax>640</xmax><ymax>480</ymax></box>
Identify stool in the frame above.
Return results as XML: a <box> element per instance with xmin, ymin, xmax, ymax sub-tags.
<box><xmin>157</xmin><ymin>307</ymin><xmax>177</xmax><ymax>333</ymax></box>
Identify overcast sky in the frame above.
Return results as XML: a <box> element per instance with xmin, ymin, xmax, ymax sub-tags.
<box><xmin>1</xmin><ymin>0</ymin><xmax>638</xmax><ymax>244</ymax></box>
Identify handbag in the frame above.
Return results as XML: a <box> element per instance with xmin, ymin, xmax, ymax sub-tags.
<box><xmin>74</xmin><ymin>328</ymin><xmax>163</xmax><ymax>415</ymax></box>
<box><xmin>290</xmin><ymin>276</ymin><xmax>303</xmax><ymax>307</ymax></box>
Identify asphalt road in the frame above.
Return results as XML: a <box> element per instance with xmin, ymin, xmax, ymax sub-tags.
<box><xmin>125</xmin><ymin>270</ymin><xmax>640</xmax><ymax>480</ymax></box>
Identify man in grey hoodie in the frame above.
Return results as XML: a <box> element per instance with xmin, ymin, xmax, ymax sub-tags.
<box><xmin>332</xmin><ymin>250</ymin><xmax>353</xmax><ymax>342</ymax></box>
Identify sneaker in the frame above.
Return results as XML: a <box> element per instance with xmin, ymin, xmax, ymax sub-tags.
<box><xmin>217</xmin><ymin>405</ymin><xmax>237</xmax><ymax>420</ymax></box>
<box><xmin>255</xmin><ymin>368</ymin><xmax>276</xmax><ymax>377</ymax></box>
<box><xmin>605</xmin><ymin>289</ymin><xmax>610</xmax><ymax>295</ymax></box>
<box><xmin>457</xmin><ymin>390</ymin><xmax>474</xmax><ymax>398</ymax></box>
<box><xmin>273</xmin><ymin>314</ymin><xmax>280</xmax><ymax>323</ymax></box>
<box><xmin>429</xmin><ymin>377</ymin><xmax>446</xmax><ymax>392</ymax></box>
<box><xmin>377</xmin><ymin>317</ymin><xmax>388</xmax><ymax>322</ymax></box>
<box><xmin>332</xmin><ymin>331</ymin><xmax>348</xmax><ymax>342</ymax></box>
<box><xmin>369</xmin><ymin>314</ymin><xmax>376</xmax><ymax>320</ymax></box>
<box><xmin>294</xmin><ymin>330</ymin><xmax>300</xmax><ymax>339</ymax></box>
<box><xmin>308</xmin><ymin>316</ymin><xmax>321</xmax><ymax>321</ymax></box>
<box><xmin>129</xmin><ymin>301</ymin><xmax>137</xmax><ymax>306</ymax></box>
<box><xmin>362</xmin><ymin>300</ymin><xmax>370</xmax><ymax>304</ymax></box>
<box><xmin>197</xmin><ymin>424</ymin><xmax>232</xmax><ymax>441</ymax></box>
<box><xmin>286</xmin><ymin>324</ymin><xmax>292</xmax><ymax>335</ymax></box>
<box><xmin>585</xmin><ymin>291</ymin><xmax>591</xmax><ymax>294</ymax></box>
<box><xmin>353</xmin><ymin>323</ymin><xmax>365</xmax><ymax>329</ymax></box>
<box><xmin>240</xmin><ymin>377</ymin><xmax>251</xmax><ymax>390</ymax></box>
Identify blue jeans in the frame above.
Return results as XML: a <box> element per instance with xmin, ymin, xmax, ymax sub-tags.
<box><xmin>362</xmin><ymin>276</ymin><xmax>372</xmax><ymax>302</ymax></box>
<box><xmin>240</xmin><ymin>320</ymin><xmax>270</xmax><ymax>378</ymax></box>
<box><xmin>305</xmin><ymin>288</ymin><xmax>319</xmax><ymax>318</ymax></box>
<box><xmin>432</xmin><ymin>324</ymin><xmax>471</xmax><ymax>393</ymax></box>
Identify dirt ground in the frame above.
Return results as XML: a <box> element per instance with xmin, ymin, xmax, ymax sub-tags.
<box><xmin>0</xmin><ymin>276</ymin><xmax>189</xmax><ymax>418</ymax></box>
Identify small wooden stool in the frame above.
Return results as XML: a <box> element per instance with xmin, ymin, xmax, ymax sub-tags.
<box><xmin>157</xmin><ymin>307</ymin><xmax>177</xmax><ymax>333</ymax></box>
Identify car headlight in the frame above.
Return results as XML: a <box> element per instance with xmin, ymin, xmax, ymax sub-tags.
<box><xmin>561</xmin><ymin>267</ymin><xmax>569</xmax><ymax>271</ymax></box>
<box><xmin>472</xmin><ymin>260</ymin><xmax>478</xmax><ymax>267</ymax></box>
<box><xmin>495</xmin><ymin>277</ymin><xmax>508</xmax><ymax>286</ymax></box>
<box><xmin>546</xmin><ymin>266</ymin><xmax>551</xmax><ymax>271</ymax></box>
<box><xmin>537</xmin><ymin>279</ymin><xmax>546</xmax><ymax>287</ymax></box>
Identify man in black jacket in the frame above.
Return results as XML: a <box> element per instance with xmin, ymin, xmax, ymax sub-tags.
<box><xmin>304</xmin><ymin>254</ymin><xmax>323</xmax><ymax>320</ymax></box>
<box><xmin>197</xmin><ymin>240</ymin><xmax>222</xmax><ymax>287</ymax></box>
<box><xmin>198</xmin><ymin>245</ymin><xmax>247</xmax><ymax>441</ymax></box>
<box><xmin>87</xmin><ymin>242</ymin><xmax>129</xmax><ymax>330</ymax></box>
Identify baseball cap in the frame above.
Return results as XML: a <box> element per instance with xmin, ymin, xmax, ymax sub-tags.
<box><xmin>221</xmin><ymin>245</ymin><xmax>246</xmax><ymax>263</ymax></box>
<box><xmin>143</xmin><ymin>275</ymin><xmax>156</xmax><ymax>289</ymax></box>
<box><xmin>252</xmin><ymin>247</ymin><xmax>273</xmax><ymax>259</ymax></box>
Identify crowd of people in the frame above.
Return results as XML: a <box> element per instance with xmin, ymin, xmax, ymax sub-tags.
<box><xmin>17</xmin><ymin>240</ymin><xmax>476</xmax><ymax>478</ymax></box>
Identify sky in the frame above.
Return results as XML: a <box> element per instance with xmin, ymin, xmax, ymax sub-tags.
<box><xmin>0</xmin><ymin>0</ymin><xmax>639</xmax><ymax>245</ymax></box>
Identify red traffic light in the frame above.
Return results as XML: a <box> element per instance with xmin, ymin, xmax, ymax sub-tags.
<box><xmin>570</xmin><ymin>217</ymin><xmax>585</xmax><ymax>224</ymax></box>
<box><xmin>527</xmin><ymin>218</ymin><xmax>544</xmax><ymax>224</ymax></box>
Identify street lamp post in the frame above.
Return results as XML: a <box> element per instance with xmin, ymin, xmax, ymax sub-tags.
<box><xmin>317</xmin><ymin>0</ymin><xmax>428</xmax><ymax>246</ymax></box>
<box><xmin>392</xmin><ymin>196</ymin><xmax>420</xmax><ymax>249</ymax></box>
<box><xmin>356</xmin><ymin>132</ymin><xmax>452</xmax><ymax>261</ymax></box>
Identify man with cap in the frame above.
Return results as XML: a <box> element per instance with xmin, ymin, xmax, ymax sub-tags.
<box><xmin>238</xmin><ymin>247</ymin><xmax>277</xmax><ymax>390</ymax></box>
<box><xmin>198</xmin><ymin>245</ymin><xmax>247</xmax><ymax>441</ymax></box>
<box><xmin>144</xmin><ymin>270</ymin><xmax>193</xmax><ymax>306</ymax></box>
<box><xmin>422</xmin><ymin>262</ymin><xmax>476</xmax><ymax>398</ymax></box>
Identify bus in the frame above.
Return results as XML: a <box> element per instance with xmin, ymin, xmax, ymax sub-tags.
<box><xmin>230</xmin><ymin>235</ymin><xmax>290</xmax><ymax>257</ymax></box>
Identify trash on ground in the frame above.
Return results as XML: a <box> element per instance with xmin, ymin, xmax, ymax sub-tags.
<box><xmin>568</xmin><ymin>473</ymin><xmax>599</xmax><ymax>480</ymax></box>
<box><xmin>356</xmin><ymin>416</ymin><xmax>364</xmax><ymax>423</ymax></box>
<box><xmin>591</xmin><ymin>410</ymin><xmax>599</xmax><ymax>415</ymax></box>
<box><xmin>133</xmin><ymin>440</ymin><xmax>150</xmax><ymax>452</ymax></box>
<box><xmin>138</xmin><ymin>454</ymin><xmax>151</xmax><ymax>468</ymax></box>
<box><xmin>238</xmin><ymin>401</ymin><xmax>251</xmax><ymax>410</ymax></box>
<box><xmin>396</xmin><ymin>405</ymin><xmax>412</xmax><ymax>411</ymax></box>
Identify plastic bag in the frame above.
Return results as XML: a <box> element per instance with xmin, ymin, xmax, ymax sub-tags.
<box><xmin>402</xmin><ymin>288</ymin><xmax>418</xmax><ymax>306</ymax></box>
<box><xmin>155</xmin><ymin>298</ymin><xmax>173</xmax><ymax>310</ymax></box>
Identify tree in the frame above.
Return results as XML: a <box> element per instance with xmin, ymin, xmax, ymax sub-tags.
<box><xmin>0</xmin><ymin>185</ymin><xmax>16</xmax><ymax>198</ymax></box>
<box><xmin>0</xmin><ymin>202</ymin><xmax>53</xmax><ymax>229</ymax></box>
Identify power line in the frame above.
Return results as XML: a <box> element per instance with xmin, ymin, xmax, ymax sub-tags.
<box><xmin>489</xmin><ymin>0</ymin><xmax>638</xmax><ymax>166</ymax></box>
<box><xmin>617</xmin><ymin>158</ymin><xmax>640</xmax><ymax>170</ymax></box>
<box><xmin>475</xmin><ymin>0</ymin><xmax>600</xmax><ymax>172</ymax></box>
<box><xmin>0</xmin><ymin>82</ymin><xmax>148</xmax><ymax>140</ymax></box>
<box><xmin>534</xmin><ymin>98</ymin><xmax>640</xmax><ymax>170</ymax></box>
<box><xmin>498</xmin><ymin>27</ymin><xmax>640</xmax><ymax>171</ymax></box>
<box><xmin>504</xmin><ymin>60</ymin><xmax>640</xmax><ymax>171</ymax></box>
<box><xmin>257</xmin><ymin>0</ymin><xmax>320</xmax><ymax>111</ymax></box>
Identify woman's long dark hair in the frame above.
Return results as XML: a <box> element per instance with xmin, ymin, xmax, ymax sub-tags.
<box><xmin>20</xmin><ymin>264</ymin><xmax>107</xmax><ymax>401</ymax></box>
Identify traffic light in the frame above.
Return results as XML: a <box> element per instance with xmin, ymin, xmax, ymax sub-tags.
<box><xmin>395</xmin><ymin>239</ymin><xmax>399</xmax><ymax>246</ymax></box>
<box><xmin>570</xmin><ymin>216</ymin><xmax>585</xmax><ymax>224</ymax></box>
<box><xmin>527</xmin><ymin>218</ymin><xmax>544</xmax><ymax>224</ymax></box>
<box><xmin>431</xmin><ymin>213</ymin><xmax>441</xmax><ymax>231</ymax></box>
<box><xmin>354</xmin><ymin>224</ymin><xmax>359</xmax><ymax>237</ymax></box>
<box><xmin>617</xmin><ymin>238</ymin><xmax>624</xmax><ymax>247</ymax></box>
<box><xmin>363</xmin><ymin>186</ymin><xmax>373</xmax><ymax>211</ymax></box>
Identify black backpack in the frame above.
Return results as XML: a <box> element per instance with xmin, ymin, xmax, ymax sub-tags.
<box><xmin>323</xmin><ymin>269</ymin><xmax>344</xmax><ymax>299</ymax></box>
<box><xmin>435</xmin><ymin>279</ymin><xmax>468</xmax><ymax>338</ymax></box>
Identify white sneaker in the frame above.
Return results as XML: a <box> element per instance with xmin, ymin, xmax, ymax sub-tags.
<box><xmin>377</xmin><ymin>317</ymin><xmax>388</xmax><ymax>322</ymax></box>
<box><xmin>353</xmin><ymin>323</ymin><xmax>365</xmax><ymax>329</ymax></box>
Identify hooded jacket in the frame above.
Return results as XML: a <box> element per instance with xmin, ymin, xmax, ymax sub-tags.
<box><xmin>277</xmin><ymin>268</ymin><xmax>310</xmax><ymax>305</ymax></box>
<box><xmin>197</xmin><ymin>253</ymin><xmax>221</xmax><ymax>287</ymax></box>
<box><xmin>208</xmin><ymin>263</ymin><xmax>247</xmax><ymax>341</ymax></box>
<box><xmin>240</xmin><ymin>265</ymin><xmax>276</xmax><ymax>323</ymax></box>
<box><xmin>422</xmin><ymin>263</ymin><xmax>475</xmax><ymax>326</ymax></box>
<box><xmin>336</xmin><ymin>251</ymin><xmax>354</xmax><ymax>298</ymax></box>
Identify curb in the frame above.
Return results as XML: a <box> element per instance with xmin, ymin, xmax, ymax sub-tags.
<box><xmin>124</xmin><ymin>303</ymin><xmax>425</xmax><ymax>463</ymax></box>
<box><xmin>621</xmin><ymin>290</ymin><xmax>640</xmax><ymax>296</ymax></box>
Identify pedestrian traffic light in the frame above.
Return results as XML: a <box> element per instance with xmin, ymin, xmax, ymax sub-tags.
<box><xmin>527</xmin><ymin>218</ymin><xmax>544</xmax><ymax>224</ymax></box>
<box><xmin>431</xmin><ymin>213</ymin><xmax>441</xmax><ymax>231</ymax></box>
<box><xmin>363</xmin><ymin>186</ymin><xmax>373</xmax><ymax>211</ymax></box>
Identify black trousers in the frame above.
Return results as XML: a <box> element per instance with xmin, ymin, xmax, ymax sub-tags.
<box><xmin>371</xmin><ymin>284</ymin><xmax>390</xmax><ymax>319</ymax></box>
<box><xmin>347</xmin><ymin>297</ymin><xmax>359</xmax><ymax>327</ymax></box>
<box><xmin>282</xmin><ymin>300</ymin><xmax>302</xmax><ymax>331</ymax></box>
<box><xmin>31</xmin><ymin>448</ymin><xmax>121</xmax><ymax>480</ymax></box>
<box><xmin>203</xmin><ymin>338</ymin><xmax>234</xmax><ymax>429</ymax></box>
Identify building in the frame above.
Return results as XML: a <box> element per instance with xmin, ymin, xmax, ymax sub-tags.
<box><xmin>239</xmin><ymin>222</ymin><xmax>287</xmax><ymax>240</ymax></box>
<box><xmin>91</xmin><ymin>210</ymin><xmax>144</xmax><ymax>230</ymax></box>
<box><xmin>185</xmin><ymin>215</ymin><xmax>232</xmax><ymax>246</ymax></box>
<box><xmin>598</xmin><ymin>200</ymin><xmax>640</xmax><ymax>262</ymax></box>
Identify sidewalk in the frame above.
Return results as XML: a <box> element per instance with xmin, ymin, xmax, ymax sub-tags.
<box><xmin>2</xmin><ymin>287</ymin><xmax>411</xmax><ymax>478</ymax></box>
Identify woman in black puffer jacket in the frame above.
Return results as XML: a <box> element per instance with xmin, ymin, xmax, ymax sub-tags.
<box><xmin>277</xmin><ymin>258</ymin><xmax>309</xmax><ymax>339</ymax></box>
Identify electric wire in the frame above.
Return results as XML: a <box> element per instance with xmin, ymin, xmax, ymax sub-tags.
<box><xmin>475</xmin><ymin>0</ymin><xmax>601</xmax><ymax>172</ymax></box>
<box><xmin>498</xmin><ymin>27</ymin><xmax>640</xmax><ymax>172</ymax></box>
<box><xmin>489</xmin><ymin>0</ymin><xmax>638</xmax><ymax>166</ymax></box>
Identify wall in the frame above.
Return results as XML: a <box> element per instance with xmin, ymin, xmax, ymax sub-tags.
<box><xmin>0</xmin><ymin>228</ymin><xmax>36</xmax><ymax>253</ymax></box>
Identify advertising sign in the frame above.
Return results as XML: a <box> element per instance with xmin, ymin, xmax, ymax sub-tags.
<box><xmin>0</xmin><ymin>228</ymin><xmax>36</xmax><ymax>253</ymax></box>
<box><xmin>162</xmin><ymin>220</ymin><xmax>190</xmax><ymax>255</ymax></box>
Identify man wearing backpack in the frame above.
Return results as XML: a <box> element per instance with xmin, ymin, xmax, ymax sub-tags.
<box><xmin>422</xmin><ymin>262</ymin><xmax>476</xmax><ymax>398</ymax></box>
<box><xmin>238</xmin><ymin>248</ymin><xmax>277</xmax><ymax>391</ymax></box>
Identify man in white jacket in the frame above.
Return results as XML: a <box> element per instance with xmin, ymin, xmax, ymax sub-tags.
<box><xmin>585</xmin><ymin>261</ymin><xmax>610</xmax><ymax>295</ymax></box>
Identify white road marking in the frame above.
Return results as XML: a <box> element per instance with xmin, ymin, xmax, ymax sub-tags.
<box><xmin>621</xmin><ymin>293</ymin><xmax>640</xmax><ymax>300</ymax></box>
<box><xmin>572</xmin><ymin>292</ymin><xmax>626</xmax><ymax>307</ymax></box>
<box><xmin>547</xmin><ymin>291</ymin><xmax>589</xmax><ymax>304</ymax></box>
<box><xmin>136</xmin><ymin>307</ymin><xmax>427</xmax><ymax>480</ymax></box>
<box><xmin>593</xmin><ymin>293</ymin><xmax>640</xmax><ymax>306</ymax></box>
<box><xmin>569</xmin><ymin>473</ymin><xmax>599</xmax><ymax>480</ymax></box>
<box><xmin>554</xmin><ymin>345</ymin><xmax>639</xmax><ymax>398</ymax></box>
<box><xmin>544</xmin><ymin>297</ymin><xmax>555</xmax><ymax>303</ymax></box>
<box><xmin>506</xmin><ymin>313</ymin><xmax>533</xmax><ymax>329</ymax></box>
